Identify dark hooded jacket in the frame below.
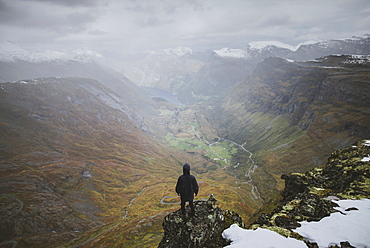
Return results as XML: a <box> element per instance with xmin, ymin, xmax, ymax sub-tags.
<box><xmin>175</xmin><ymin>163</ymin><xmax>199</xmax><ymax>202</ymax></box>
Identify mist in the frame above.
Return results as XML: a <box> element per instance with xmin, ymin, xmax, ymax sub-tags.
<box><xmin>0</xmin><ymin>0</ymin><xmax>369</xmax><ymax>54</ymax></box>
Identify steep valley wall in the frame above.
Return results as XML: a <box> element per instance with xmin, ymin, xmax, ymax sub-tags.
<box><xmin>203</xmin><ymin>56</ymin><xmax>370</xmax><ymax>200</ymax></box>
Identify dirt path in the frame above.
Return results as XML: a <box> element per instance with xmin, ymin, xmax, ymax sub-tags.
<box><xmin>0</xmin><ymin>240</ymin><xmax>17</xmax><ymax>248</ymax></box>
<box><xmin>0</xmin><ymin>194</ymin><xmax>23</xmax><ymax>224</ymax></box>
<box><xmin>0</xmin><ymin>194</ymin><xmax>23</xmax><ymax>248</ymax></box>
<box><xmin>160</xmin><ymin>196</ymin><xmax>180</xmax><ymax>205</ymax></box>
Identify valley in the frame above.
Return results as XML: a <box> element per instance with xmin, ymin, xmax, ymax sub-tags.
<box><xmin>0</xmin><ymin>78</ymin><xmax>263</xmax><ymax>248</ymax></box>
<box><xmin>0</xmin><ymin>35</ymin><xmax>369</xmax><ymax>247</ymax></box>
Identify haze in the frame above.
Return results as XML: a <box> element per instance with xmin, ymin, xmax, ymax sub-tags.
<box><xmin>0</xmin><ymin>0</ymin><xmax>369</xmax><ymax>54</ymax></box>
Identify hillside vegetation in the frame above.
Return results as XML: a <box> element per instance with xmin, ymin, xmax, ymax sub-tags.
<box><xmin>0</xmin><ymin>77</ymin><xmax>262</xmax><ymax>247</ymax></box>
<box><xmin>203</xmin><ymin>55</ymin><xmax>370</xmax><ymax>201</ymax></box>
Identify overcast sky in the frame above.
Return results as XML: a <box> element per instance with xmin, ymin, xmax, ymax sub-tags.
<box><xmin>0</xmin><ymin>0</ymin><xmax>369</xmax><ymax>53</ymax></box>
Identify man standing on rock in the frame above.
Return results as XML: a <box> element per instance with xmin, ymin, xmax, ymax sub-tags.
<box><xmin>176</xmin><ymin>163</ymin><xmax>199</xmax><ymax>218</ymax></box>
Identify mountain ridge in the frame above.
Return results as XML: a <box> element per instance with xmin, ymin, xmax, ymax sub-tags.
<box><xmin>0</xmin><ymin>34</ymin><xmax>369</xmax><ymax>247</ymax></box>
<box><xmin>201</xmin><ymin>55</ymin><xmax>370</xmax><ymax>201</ymax></box>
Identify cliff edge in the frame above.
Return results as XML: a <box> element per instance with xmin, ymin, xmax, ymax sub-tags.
<box><xmin>248</xmin><ymin>139</ymin><xmax>370</xmax><ymax>247</ymax></box>
<box><xmin>158</xmin><ymin>194</ymin><xmax>244</xmax><ymax>248</ymax></box>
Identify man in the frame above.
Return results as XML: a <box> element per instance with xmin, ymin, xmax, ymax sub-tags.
<box><xmin>175</xmin><ymin>163</ymin><xmax>199</xmax><ymax>218</ymax></box>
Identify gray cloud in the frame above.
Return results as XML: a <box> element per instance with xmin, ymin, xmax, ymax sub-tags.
<box><xmin>0</xmin><ymin>0</ymin><xmax>97</xmax><ymax>32</ymax></box>
<box><xmin>0</xmin><ymin>0</ymin><xmax>369</xmax><ymax>53</ymax></box>
<box><xmin>24</xmin><ymin>0</ymin><xmax>102</xmax><ymax>7</ymax></box>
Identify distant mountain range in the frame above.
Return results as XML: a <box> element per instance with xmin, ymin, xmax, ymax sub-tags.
<box><xmin>0</xmin><ymin>34</ymin><xmax>369</xmax><ymax>247</ymax></box>
<box><xmin>2</xmin><ymin>35</ymin><xmax>369</xmax><ymax>101</ymax></box>
<box><xmin>117</xmin><ymin>34</ymin><xmax>370</xmax><ymax>103</ymax></box>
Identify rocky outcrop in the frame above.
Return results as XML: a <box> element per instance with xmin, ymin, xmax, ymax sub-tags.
<box><xmin>158</xmin><ymin>194</ymin><xmax>244</xmax><ymax>248</ymax></box>
<box><xmin>250</xmin><ymin>140</ymin><xmax>370</xmax><ymax>247</ymax></box>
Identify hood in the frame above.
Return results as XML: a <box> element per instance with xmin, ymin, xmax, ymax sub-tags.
<box><xmin>183</xmin><ymin>163</ymin><xmax>190</xmax><ymax>175</ymax></box>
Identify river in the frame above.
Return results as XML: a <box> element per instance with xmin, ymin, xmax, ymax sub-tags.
<box><xmin>191</xmin><ymin>126</ymin><xmax>261</xmax><ymax>202</ymax></box>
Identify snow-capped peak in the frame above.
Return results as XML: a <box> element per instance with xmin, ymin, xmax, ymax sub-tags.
<box><xmin>0</xmin><ymin>41</ymin><xmax>101</xmax><ymax>63</ymax></box>
<box><xmin>213</xmin><ymin>48</ymin><xmax>249</xmax><ymax>59</ymax></box>
<box><xmin>247</xmin><ymin>41</ymin><xmax>297</xmax><ymax>51</ymax></box>
<box><xmin>159</xmin><ymin>46</ymin><xmax>194</xmax><ymax>56</ymax></box>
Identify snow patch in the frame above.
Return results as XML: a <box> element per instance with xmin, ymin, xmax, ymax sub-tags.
<box><xmin>248</xmin><ymin>41</ymin><xmax>297</xmax><ymax>51</ymax></box>
<box><xmin>344</xmin><ymin>55</ymin><xmax>370</xmax><ymax>64</ymax></box>
<box><xmin>362</xmin><ymin>155</ymin><xmax>370</xmax><ymax>162</ymax></box>
<box><xmin>295</xmin><ymin>199</ymin><xmax>370</xmax><ymax>248</ymax></box>
<box><xmin>223</xmin><ymin>199</ymin><xmax>370</xmax><ymax>248</ymax></box>
<box><xmin>222</xmin><ymin>224</ymin><xmax>307</xmax><ymax>248</ymax></box>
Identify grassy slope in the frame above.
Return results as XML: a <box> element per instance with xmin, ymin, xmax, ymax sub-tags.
<box><xmin>203</xmin><ymin>57</ymin><xmax>370</xmax><ymax>203</ymax></box>
<box><xmin>0</xmin><ymin>78</ymin><xmax>181</xmax><ymax>247</ymax></box>
<box><xmin>0</xmin><ymin>78</ymin><xmax>263</xmax><ymax>247</ymax></box>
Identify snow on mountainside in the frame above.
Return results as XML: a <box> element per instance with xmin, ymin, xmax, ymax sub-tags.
<box><xmin>214</xmin><ymin>41</ymin><xmax>296</xmax><ymax>59</ymax></box>
<box><xmin>214</xmin><ymin>35</ymin><xmax>370</xmax><ymax>60</ymax></box>
<box><xmin>248</xmin><ymin>41</ymin><xmax>297</xmax><ymax>51</ymax></box>
<box><xmin>0</xmin><ymin>40</ymin><xmax>100</xmax><ymax>63</ymax></box>
<box><xmin>159</xmin><ymin>46</ymin><xmax>194</xmax><ymax>56</ymax></box>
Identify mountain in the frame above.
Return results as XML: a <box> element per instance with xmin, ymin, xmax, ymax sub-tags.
<box><xmin>179</xmin><ymin>35</ymin><xmax>370</xmax><ymax>103</ymax></box>
<box><xmin>0</xmin><ymin>40</ymin><xmax>99</xmax><ymax>63</ymax></box>
<box><xmin>290</xmin><ymin>34</ymin><xmax>370</xmax><ymax>61</ymax></box>
<box><xmin>214</xmin><ymin>41</ymin><xmax>296</xmax><ymax>60</ymax></box>
<box><xmin>0</xmin><ymin>77</ymin><xmax>182</xmax><ymax>247</ymax></box>
<box><xmin>0</xmin><ymin>42</ymin><xmax>159</xmax><ymax>119</ymax></box>
<box><xmin>202</xmin><ymin>55</ymin><xmax>370</xmax><ymax>200</ymax></box>
<box><xmin>4</xmin><ymin>35</ymin><xmax>367</xmax><ymax>103</ymax></box>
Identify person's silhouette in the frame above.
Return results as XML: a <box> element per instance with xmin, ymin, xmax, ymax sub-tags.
<box><xmin>175</xmin><ymin>163</ymin><xmax>199</xmax><ymax>218</ymax></box>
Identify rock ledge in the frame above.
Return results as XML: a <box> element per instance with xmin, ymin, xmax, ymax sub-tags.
<box><xmin>158</xmin><ymin>194</ymin><xmax>243</xmax><ymax>248</ymax></box>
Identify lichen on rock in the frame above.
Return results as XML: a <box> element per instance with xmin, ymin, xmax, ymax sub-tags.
<box><xmin>158</xmin><ymin>194</ymin><xmax>244</xmax><ymax>248</ymax></box>
<box><xmin>250</xmin><ymin>139</ymin><xmax>370</xmax><ymax>247</ymax></box>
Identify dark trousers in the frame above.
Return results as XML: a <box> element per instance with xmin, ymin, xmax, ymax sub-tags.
<box><xmin>181</xmin><ymin>200</ymin><xmax>195</xmax><ymax>216</ymax></box>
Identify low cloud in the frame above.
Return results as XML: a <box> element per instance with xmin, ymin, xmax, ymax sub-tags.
<box><xmin>0</xmin><ymin>0</ymin><xmax>369</xmax><ymax>53</ymax></box>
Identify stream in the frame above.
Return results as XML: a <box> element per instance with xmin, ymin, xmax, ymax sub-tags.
<box><xmin>191</xmin><ymin>126</ymin><xmax>261</xmax><ymax>202</ymax></box>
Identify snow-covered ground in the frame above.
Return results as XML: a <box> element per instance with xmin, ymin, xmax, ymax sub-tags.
<box><xmin>223</xmin><ymin>224</ymin><xmax>307</xmax><ymax>248</ymax></box>
<box><xmin>295</xmin><ymin>199</ymin><xmax>370</xmax><ymax>248</ymax></box>
<box><xmin>223</xmin><ymin>199</ymin><xmax>370</xmax><ymax>248</ymax></box>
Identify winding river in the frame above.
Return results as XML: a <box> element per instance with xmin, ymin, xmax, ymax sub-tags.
<box><xmin>191</xmin><ymin>125</ymin><xmax>261</xmax><ymax>202</ymax></box>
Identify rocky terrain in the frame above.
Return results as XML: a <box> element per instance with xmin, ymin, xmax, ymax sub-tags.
<box><xmin>158</xmin><ymin>194</ymin><xmax>244</xmax><ymax>248</ymax></box>
<box><xmin>158</xmin><ymin>140</ymin><xmax>370</xmax><ymax>247</ymax></box>
<box><xmin>249</xmin><ymin>139</ymin><xmax>370</xmax><ymax>247</ymax></box>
